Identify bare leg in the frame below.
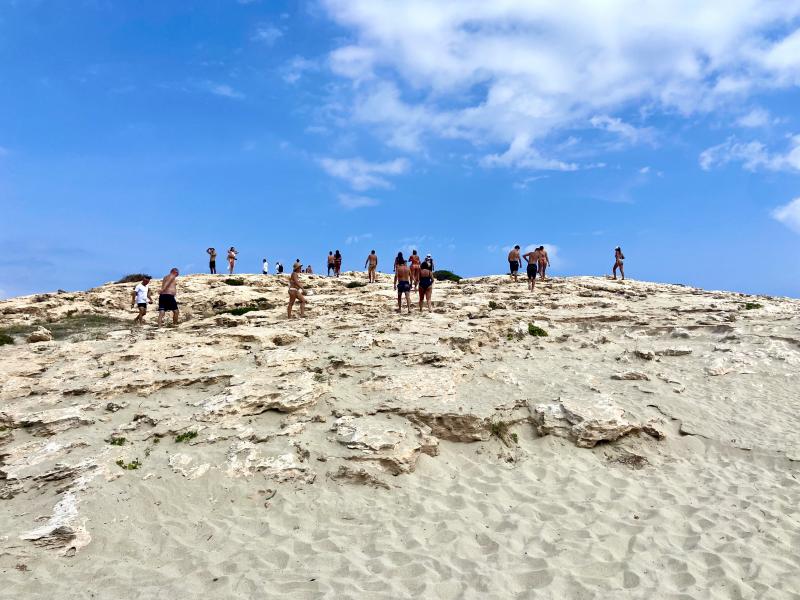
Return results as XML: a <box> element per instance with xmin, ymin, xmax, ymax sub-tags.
<box><xmin>172</xmin><ymin>310</ymin><xmax>179</xmax><ymax>326</ymax></box>
<box><xmin>405</xmin><ymin>292</ymin><xmax>412</xmax><ymax>313</ymax></box>
<box><xmin>620</xmin><ymin>264</ymin><xmax>625</xmax><ymax>280</ymax></box>
<box><xmin>157</xmin><ymin>311</ymin><xmax>164</xmax><ymax>327</ymax></box>
<box><xmin>299</xmin><ymin>295</ymin><xmax>306</xmax><ymax>317</ymax></box>
<box><xmin>425</xmin><ymin>288</ymin><xmax>432</xmax><ymax>311</ymax></box>
<box><xmin>397</xmin><ymin>293</ymin><xmax>402</xmax><ymax>312</ymax></box>
<box><xmin>612</xmin><ymin>263</ymin><xmax>618</xmax><ymax>279</ymax></box>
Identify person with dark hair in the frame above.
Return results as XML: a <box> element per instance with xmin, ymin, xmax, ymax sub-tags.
<box><xmin>327</xmin><ymin>251</ymin><xmax>335</xmax><ymax>276</ymax></box>
<box><xmin>522</xmin><ymin>247</ymin><xmax>540</xmax><ymax>292</ymax></box>
<box><xmin>612</xmin><ymin>247</ymin><xmax>625</xmax><ymax>280</ymax></box>
<box><xmin>207</xmin><ymin>248</ymin><xmax>217</xmax><ymax>274</ymax></box>
<box><xmin>418</xmin><ymin>258</ymin><xmax>434</xmax><ymax>311</ymax></box>
<box><xmin>287</xmin><ymin>262</ymin><xmax>307</xmax><ymax>318</ymax></box>
<box><xmin>507</xmin><ymin>245</ymin><xmax>521</xmax><ymax>282</ymax></box>
<box><xmin>425</xmin><ymin>254</ymin><xmax>434</xmax><ymax>273</ymax></box>
<box><xmin>131</xmin><ymin>275</ymin><xmax>152</xmax><ymax>325</ymax></box>
<box><xmin>394</xmin><ymin>252</ymin><xmax>405</xmax><ymax>272</ymax></box>
<box><xmin>262</xmin><ymin>258</ymin><xmax>269</xmax><ymax>275</ymax></box>
<box><xmin>394</xmin><ymin>258</ymin><xmax>412</xmax><ymax>313</ymax></box>
<box><xmin>538</xmin><ymin>246</ymin><xmax>550</xmax><ymax>280</ymax></box>
<box><xmin>227</xmin><ymin>247</ymin><xmax>238</xmax><ymax>275</ymax></box>
<box><xmin>365</xmin><ymin>250</ymin><xmax>379</xmax><ymax>283</ymax></box>
<box><xmin>157</xmin><ymin>268</ymin><xmax>180</xmax><ymax>327</ymax></box>
<box><xmin>334</xmin><ymin>250</ymin><xmax>342</xmax><ymax>277</ymax></box>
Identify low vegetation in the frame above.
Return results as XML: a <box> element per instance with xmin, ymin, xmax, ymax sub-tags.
<box><xmin>0</xmin><ymin>333</ymin><xmax>13</xmax><ymax>346</ymax></box>
<box><xmin>107</xmin><ymin>437</ymin><xmax>126</xmax><ymax>446</ymax></box>
<box><xmin>0</xmin><ymin>314</ymin><xmax>128</xmax><ymax>342</ymax></box>
<box><xmin>116</xmin><ymin>273</ymin><xmax>150</xmax><ymax>284</ymax></box>
<box><xmin>346</xmin><ymin>281</ymin><xmax>367</xmax><ymax>288</ymax></box>
<box><xmin>488</xmin><ymin>300</ymin><xmax>502</xmax><ymax>310</ymax></box>
<box><xmin>433</xmin><ymin>270</ymin><xmax>462</xmax><ymax>282</ymax></box>
<box><xmin>528</xmin><ymin>324</ymin><xmax>548</xmax><ymax>337</ymax></box>
<box><xmin>224</xmin><ymin>278</ymin><xmax>245</xmax><ymax>286</ymax></box>
<box><xmin>175</xmin><ymin>431</ymin><xmax>198</xmax><ymax>443</ymax></box>
<box><xmin>115</xmin><ymin>458</ymin><xmax>141</xmax><ymax>470</ymax></box>
<box><xmin>225</xmin><ymin>306</ymin><xmax>260</xmax><ymax>316</ymax></box>
<box><xmin>743</xmin><ymin>302</ymin><xmax>763</xmax><ymax>310</ymax></box>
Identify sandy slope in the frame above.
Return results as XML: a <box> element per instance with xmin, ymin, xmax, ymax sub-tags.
<box><xmin>1</xmin><ymin>273</ymin><xmax>798</xmax><ymax>599</ymax></box>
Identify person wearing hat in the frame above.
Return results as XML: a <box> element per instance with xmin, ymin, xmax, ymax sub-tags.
<box><xmin>612</xmin><ymin>246</ymin><xmax>625</xmax><ymax>280</ymax></box>
<box><xmin>424</xmin><ymin>253</ymin><xmax>434</xmax><ymax>273</ymax></box>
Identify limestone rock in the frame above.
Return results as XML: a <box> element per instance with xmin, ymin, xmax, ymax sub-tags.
<box><xmin>168</xmin><ymin>453</ymin><xmax>210</xmax><ymax>480</ymax></box>
<box><xmin>225</xmin><ymin>440</ymin><xmax>315</xmax><ymax>484</ymax></box>
<box><xmin>531</xmin><ymin>396</ymin><xmax>640</xmax><ymax>448</ymax></box>
<box><xmin>26</xmin><ymin>327</ymin><xmax>53</xmax><ymax>343</ymax></box>
<box><xmin>328</xmin><ymin>465</ymin><xmax>390</xmax><ymax>489</ymax></box>
<box><xmin>611</xmin><ymin>371</ymin><xmax>650</xmax><ymax>381</ymax></box>
<box><xmin>655</xmin><ymin>348</ymin><xmax>692</xmax><ymax>357</ymax></box>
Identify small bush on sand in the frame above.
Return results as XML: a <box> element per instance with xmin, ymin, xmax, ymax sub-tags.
<box><xmin>346</xmin><ymin>281</ymin><xmax>367</xmax><ymax>288</ymax></box>
<box><xmin>433</xmin><ymin>270</ymin><xmax>462</xmax><ymax>282</ymax></box>
<box><xmin>743</xmin><ymin>302</ymin><xmax>762</xmax><ymax>310</ymax></box>
<box><xmin>488</xmin><ymin>300</ymin><xmax>502</xmax><ymax>310</ymax></box>
<box><xmin>175</xmin><ymin>431</ymin><xmax>198</xmax><ymax>443</ymax></box>
<box><xmin>224</xmin><ymin>278</ymin><xmax>245</xmax><ymax>286</ymax></box>
<box><xmin>225</xmin><ymin>306</ymin><xmax>259</xmax><ymax>316</ymax></box>
<box><xmin>528</xmin><ymin>324</ymin><xmax>548</xmax><ymax>337</ymax></box>
<box><xmin>107</xmin><ymin>437</ymin><xmax>126</xmax><ymax>446</ymax></box>
<box><xmin>0</xmin><ymin>333</ymin><xmax>13</xmax><ymax>346</ymax></box>
<box><xmin>116</xmin><ymin>274</ymin><xmax>150</xmax><ymax>284</ymax></box>
<box><xmin>115</xmin><ymin>458</ymin><xmax>141</xmax><ymax>470</ymax></box>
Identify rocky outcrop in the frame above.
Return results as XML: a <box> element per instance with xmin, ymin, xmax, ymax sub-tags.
<box><xmin>26</xmin><ymin>327</ymin><xmax>53</xmax><ymax>343</ymax></box>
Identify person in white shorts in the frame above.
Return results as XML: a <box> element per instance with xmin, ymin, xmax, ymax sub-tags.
<box><xmin>131</xmin><ymin>276</ymin><xmax>152</xmax><ymax>325</ymax></box>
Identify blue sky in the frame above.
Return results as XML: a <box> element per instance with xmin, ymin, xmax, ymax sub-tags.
<box><xmin>1</xmin><ymin>0</ymin><xmax>800</xmax><ymax>298</ymax></box>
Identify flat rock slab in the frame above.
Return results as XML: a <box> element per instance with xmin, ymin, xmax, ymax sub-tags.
<box><xmin>531</xmin><ymin>396</ymin><xmax>642</xmax><ymax>448</ymax></box>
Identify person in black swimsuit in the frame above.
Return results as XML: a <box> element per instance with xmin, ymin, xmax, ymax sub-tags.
<box><xmin>418</xmin><ymin>259</ymin><xmax>434</xmax><ymax>311</ymax></box>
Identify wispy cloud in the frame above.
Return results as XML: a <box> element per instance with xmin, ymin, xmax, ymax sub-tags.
<box><xmin>772</xmin><ymin>197</ymin><xmax>800</xmax><ymax>234</ymax></box>
<box><xmin>345</xmin><ymin>232</ymin><xmax>373</xmax><ymax>244</ymax></box>
<box><xmin>320</xmin><ymin>156</ymin><xmax>409</xmax><ymax>190</ymax></box>
<box><xmin>699</xmin><ymin>136</ymin><xmax>800</xmax><ymax>172</ymax></box>
<box><xmin>736</xmin><ymin>108</ymin><xmax>771</xmax><ymax>128</ymax></box>
<box><xmin>282</xmin><ymin>56</ymin><xmax>318</xmax><ymax>84</ymax></box>
<box><xmin>207</xmin><ymin>83</ymin><xmax>244</xmax><ymax>99</ymax></box>
<box><xmin>252</xmin><ymin>24</ymin><xmax>283</xmax><ymax>45</ymax></box>
<box><xmin>338</xmin><ymin>193</ymin><xmax>379</xmax><ymax>209</ymax></box>
<box><xmin>590</xmin><ymin>115</ymin><xmax>655</xmax><ymax>146</ymax></box>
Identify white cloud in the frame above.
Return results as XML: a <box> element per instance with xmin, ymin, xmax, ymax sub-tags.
<box><xmin>736</xmin><ymin>108</ymin><xmax>771</xmax><ymax>128</ymax></box>
<box><xmin>772</xmin><ymin>197</ymin><xmax>800</xmax><ymax>233</ymax></box>
<box><xmin>639</xmin><ymin>166</ymin><xmax>651</xmax><ymax>174</ymax></box>
<box><xmin>282</xmin><ymin>56</ymin><xmax>318</xmax><ymax>84</ymax></box>
<box><xmin>320</xmin><ymin>0</ymin><xmax>800</xmax><ymax>169</ymax></box>
<box><xmin>345</xmin><ymin>233</ymin><xmax>373</xmax><ymax>244</ymax></box>
<box><xmin>338</xmin><ymin>193</ymin><xmax>379</xmax><ymax>209</ymax></box>
<box><xmin>252</xmin><ymin>24</ymin><xmax>283</xmax><ymax>45</ymax></box>
<box><xmin>699</xmin><ymin>135</ymin><xmax>800</xmax><ymax>172</ymax></box>
<box><xmin>208</xmin><ymin>83</ymin><xmax>244</xmax><ymax>99</ymax></box>
<box><xmin>320</xmin><ymin>156</ymin><xmax>409</xmax><ymax>190</ymax></box>
<box><xmin>522</xmin><ymin>243</ymin><xmax>562</xmax><ymax>269</ymax></box>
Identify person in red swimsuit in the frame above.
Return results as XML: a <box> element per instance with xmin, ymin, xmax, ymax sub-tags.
<box><xmin>409</xmin><ymin>250</ymin><xmax>421</xmax><ymax>290</ymax></box>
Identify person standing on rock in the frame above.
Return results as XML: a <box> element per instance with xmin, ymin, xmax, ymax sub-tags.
<box><xmin>227</xmin><ymin>247</ymin><xmax>238</xmax><ymax>275</ymax></box>
<box><xmin>612</xmin><ymin>247</ymin><xmax>625</xmax><ymax>280</ymax></box>
<box><xmin>276</xmin><ymin>261</ymin><xmax>284</xmax><ymax>274</ymax></box>
<box><xmin>418</xmin><ymin>258</ymin><xmax>434</xmax><ymax>312</ymax></box>
<box><xmin>157</xmin><ymin>268</ymin><xmax>180</xmax><ymax>327</ymax></box>
<box><xmin>394</xmin><ymin>258</ymin><xmax>413</xmax><ymax>314</ymax></box>
<box><xmin>327</xmin><ymin>251</ymin><xmax>335</xmax><ymax>276</ymax></box>
<box><xmin>538</xmin><ymin>246</ymin><xmax>550</xmax><ymax>280</ymax></box>
<box><xmin>364</xmin><ymin>250</ymin><xmax>379</xmax><ymax>283</ymax></box>
<box><xmin>409</xmin><ymin>250</ymin><xmax>421</xmax><ymax>290</ymax></box>
<box><xmin>262</xmin><ymin>258</ymin><xmax>269</xmax><ymax>275</ymax></box>
<box><xmin>207</xmin><ymin>248</ymin><xmax>217</xmax><ymax>274</ymax></box>
<box><xmin>508</xmin><ymin>245</ymin><xmax>521</xmax><ymax>282</ymax></box>
<box><xmin>287</xmin><ymin>263</ymin><xmax>307</xmax><ymax>318</ymax></box>
<box><xmin>131</xmin><ymin>275</ymin><xmax>152</xmax><ymax>325</ymax></box>
<box><xmin>522</xmin><ymin>247</ymin><xmax>540</xmax><ymax>292</ymax></box>
<box><xmin>334</xmin><ymin>250</ymin><xmax>342</xmax><ymax>277</ymax></box>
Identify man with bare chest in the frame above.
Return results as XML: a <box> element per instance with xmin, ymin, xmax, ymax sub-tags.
<box><xmin>394</xmin><ymin>259</ymin><xmax>412</xmax><ymax>313</ymax></box>
<box><xmin>365</xmin><ymin>250</ymin><xmax>379</xmax><ymax>283</ymax></box>
<box><xmin>157</xmin><ymin>268</ymin><xmax>180</xmax><ymax>327</ymax></box>
<box><xmin>508</xmin><ymin>245</ymin><xmax>521</xmax><ymax>282</ymax></box>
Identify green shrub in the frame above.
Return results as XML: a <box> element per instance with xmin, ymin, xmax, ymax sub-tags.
<box><xmin>488</xmin><ymin>300</ymin><xmax>501</xmax><ymax>310</ymax></box>
<box><xmin>107</xmin><ymin>437</ymin><xmax>126</xmax><ymax>446</ymax></box>
<box><xmin>346</xmin><ymin>281</ymin><xmax>367</xmax><ymax>288</ymax></box>
<box><xmin>224</xmin><ymin>278</ymin><xmax>245</xmax><ymax>286</ymax></box>
<box><xmin>116</xmin><ymin>273</ymin><xmax>150</xmax><ymax>284</ymax></box>
<box><xmin>175</xmin><ymin>431</ymin><xmax>198</xmax><ymax>443</ymax></box>
<box><xmin>115</xmin><ymin>458</ymin><xmax>141</xmax><ymax>470</ymax></box>
<box><xmin>528</xmin><ymin>324</ymin><xmax>548</xmax><ymax>337</ymax></box>
<box><xmin>743</xmin><ymin>302</ymin><xmax>762</xmax><ymax>310</ymax></box>
<box><xmin>0</xmin><ymin>333</ymin><xmax>13</xmax><ymax>346</ymax></box>
<box><xmin>225</xmin><ymin>306</ymin><xmax>259</xmax><ymax>316</ymax></box>
<box><xmin>433</xmin><ymin>270</ymin><xmax>462</xmax><ymax>282</ymax></box>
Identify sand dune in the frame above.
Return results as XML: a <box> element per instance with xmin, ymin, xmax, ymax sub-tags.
<box><xmin>1</xmin><ymin>273</ymin><xmax>799</xmax><ymax>599</ymax></box>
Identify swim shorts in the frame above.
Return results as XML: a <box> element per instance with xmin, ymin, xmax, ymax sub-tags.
<box><xmin>509</xmin><ymin>260</ymin><xmax>519</xmax><ymax>273</ymax></box>
<box><xmin>527</xmin><ymin>264</ymin><xmax>538</xmax><ymax>278</ymax></box>
<box><xmin>158</xmin><ymin>294</ymin><xmax>178</xmax><ymax>312</ymax></box>
<box><xmin>137</xmin><ymin>303</ymin><xmax>148</xmax><ymax>310</ymax></box>
<box><xmin>397</xmin><ymin>281</ymin><xmax>411</xmax><ymax>294</ymax></box>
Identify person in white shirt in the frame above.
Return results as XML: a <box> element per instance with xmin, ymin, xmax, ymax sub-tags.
<box><xmin>262</xmin><ymin>258</ymin><xmax>269</xmax><ymax>275</ymax></box>
<box><xmin>130</xmin><ymin>275</ymin><xmax>152</xmax><ymax>325</ymax></box>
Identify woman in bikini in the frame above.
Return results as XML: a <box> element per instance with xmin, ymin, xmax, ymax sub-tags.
<box><xmin>227</xmin><ymin>247</ymin><xmax>238</xmax><ymax>275</ymax></box>
<box><xmin>612</xmin><ymin>246</ymin><xmax>625</xmax><ymax>280</ymax></box>
<box><xmin>418</xmin><ymin>258</ymin><xmax>434</xmax><ymax>312</ymax></box>
<box><xmin>334</xmin><ymin>250</ymin><xmax>342</xmax><ymax>277</ymax></box>
<box><xmin>409</xmin><ymin>250</ymin><xmax>421</xmax><ymax>290</ymax></box>
<box><xmin>287</xmin><ymin>263</ymin><xmax>307</xmax><ymax>318</ymax></box>
<box><xmin>394</xmin><ymin>252</ymin><xmax>405</xmax><ymax>272</ymax></box>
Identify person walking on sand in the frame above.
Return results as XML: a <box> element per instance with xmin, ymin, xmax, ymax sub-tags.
<box><xmin>130</xmin><ymin>275</ymin><xmax>152</xmax><ymax>325</ymax></box>
<box><xmin>365</xmin><ymin>250</ymin><xmax>379</xmax><ymax>283</ymax></box>
<box><xmin>522</xmin><ymin>247</ymin><xmax>540</xmax><ymax>292</ymax></box>
<box><xmin>334</xmin><ymin>250</ymin><xmax>342</xmax><ymax>277</ymax></box>
<box><xmin>157</xmin><ymin>268</ymin><xmax>180</xmax><ymax>327</ymax></box>
<box><xmin>287</xmin><ymin>263</ymin><xmax>307</xmax><ymax>318</ymax></box>
<box><xmin>538</xmin><ymin>246</ymin><xmax>550</xmax><ymax>280</ymax></box>
<box><xmin>612</xmin><ymin>246</ymin><xmax>625</xmax><ymax>280</ymax></box>
<box><xmin>394</xmin><ymin>258</ymin><xmax>413</xmax><ymax>313</ymax></box>
<box><xmin>276</xmin><ymin>261</ymin><xmax>284</xmax><ymax>274</ymax></box>
<box><xmin>227</xmin><ymin>247</ymin><xmax>238</xmax><ymax>275</ymax></box>
<box><xmin>418</xmin><ymin>258</ymin><xmax>434</xmax><ymax>312</ymax></box>
<box><xmin>508</xmin><ymin>245</ymin><xmax>521</xmax><ymax>282</ymax></box>
<box><xmin>262</xmin><ymin>258</ymin><xmax>269</xmax><ymax>275</ymax></box>
<box><xmin>305</xmin><ymin>264</ymin><xmax>313</xmax><ymax>274</ymax></box>
<box><xmin>425</xmin><ymin>253</ymin><xmax>435</xmax><ymax>273</ymax></box>
<box><xmin>207</xmin><ymin>248</ymin><xmax>217</xmax><ymax>274</ymax></box>
<box><xmin>393</xmin><ymin>252</ymin><xmax>404</xmax><ymax>272</ymax></box>
<box><xmin>409</xmin><ymin>250</ymin><xmax>421</xmax><ymax>290</ymax></box>
<box><xmin>327</xmin><ymin>251</ymin><xmax>334</xmax><ymax>276</ymax></box>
